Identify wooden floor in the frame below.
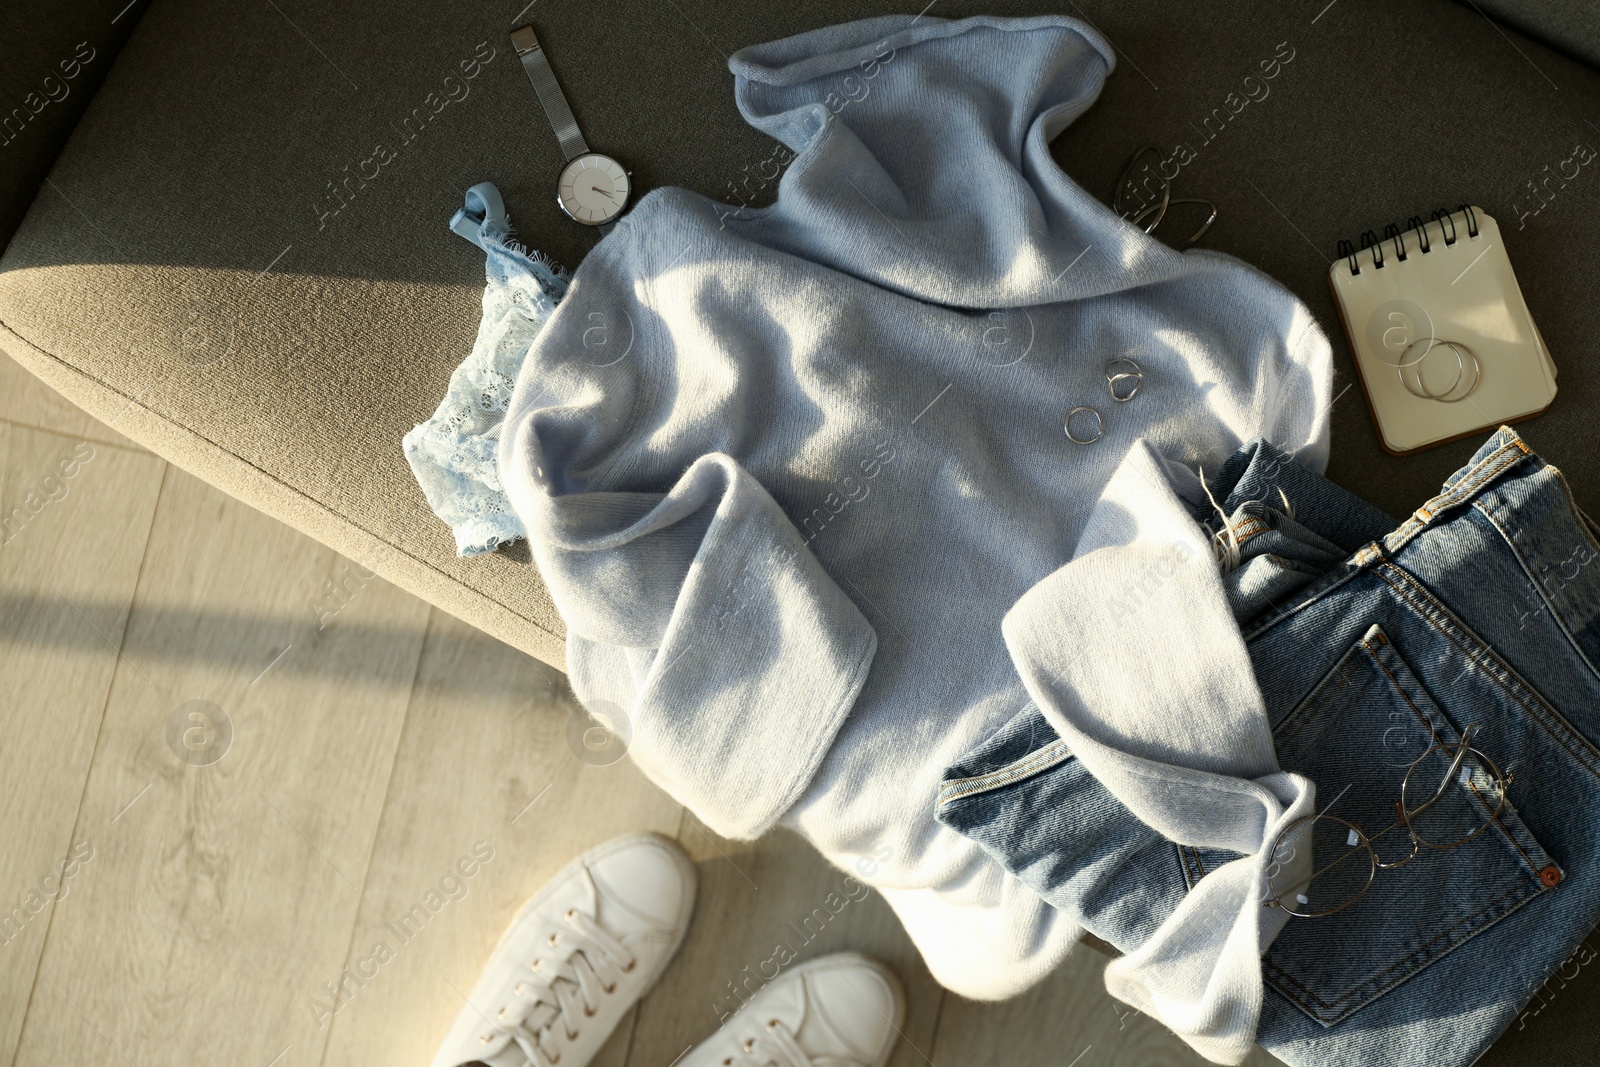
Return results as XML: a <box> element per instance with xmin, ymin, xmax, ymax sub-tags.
<box><xmin>0</xmin><ymin>353</ymin><xmax>1283</xmax><ymax>1067</ymax></box>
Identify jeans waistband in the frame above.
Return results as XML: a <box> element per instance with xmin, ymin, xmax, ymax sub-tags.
<box><xmin>1358</xmin><ymin>428</ymin><xmax>1533</xmax><ymax>560</ymax></box>
<box><xmin>1347</xmin><ymin>426</ymin><xmax>1600</xmax><ymax>680</ymax></box>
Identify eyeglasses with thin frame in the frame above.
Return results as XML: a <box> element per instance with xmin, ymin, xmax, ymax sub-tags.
<box><xmin>1264</xmin><ymin>724</ymin><xmax>1513</xmax><ymax>918</ymax></box>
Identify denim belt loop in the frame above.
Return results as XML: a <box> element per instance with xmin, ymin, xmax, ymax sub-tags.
<box><xmin>1382</xmin><ymin>428</ymin><xmax>1536</xmax><ymax>557</ymax></box>
<box><xmin>1352</xmin><ymin>541</ymin><xmax>1387</xmax><ymax>568</ymax></box>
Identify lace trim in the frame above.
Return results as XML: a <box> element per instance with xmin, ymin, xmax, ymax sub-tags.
<box><xmin>402</xmin><ymin>217</ymin><xmax>569</xmax><ymax>556</ymax></box>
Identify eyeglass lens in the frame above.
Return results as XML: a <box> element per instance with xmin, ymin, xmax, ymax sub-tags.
<box><xmin>1267</xmin><ymin>733</ymin><xmax>1507</xmax><ymax>917</ymax></box>
<box><xmin>1401</xmin><ymin>741</ymin><xmax>1505</xmax><ymax>849</ymax></box>
<box><xmin>1267</xmin><ymin>815</ymin><xmax>1375</xmax><ymax>917</ymax></box>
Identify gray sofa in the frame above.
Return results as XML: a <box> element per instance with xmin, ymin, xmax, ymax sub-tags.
<box><xmin>3</xmin><ymin>2</ymin><xmax>1599</xmax><ymax>1061</ymax></box>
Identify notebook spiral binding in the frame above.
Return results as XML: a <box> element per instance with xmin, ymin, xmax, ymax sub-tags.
<box><xmin>1335</xmin><ymin>204</ymin><xmax>1481</xmax><ymax>276</ymax></box>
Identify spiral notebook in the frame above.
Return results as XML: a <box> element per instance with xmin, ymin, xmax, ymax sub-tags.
<box><xmin>1328</xmin><ymin>206</ymin><xmax>1556</xmax><ymax>455</ymax></box>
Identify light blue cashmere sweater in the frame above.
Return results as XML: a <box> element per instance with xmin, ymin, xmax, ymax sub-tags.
<box><xmin>499</xmin><ymin>14</ymin><xmax>1332</xmax><ymax>1007</ymax></box>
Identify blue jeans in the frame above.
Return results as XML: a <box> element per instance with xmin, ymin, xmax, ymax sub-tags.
<box><xmin>938</xmin><ymin>428</ymin><xmax>1600</xmax><ymax>1066</ymax></box>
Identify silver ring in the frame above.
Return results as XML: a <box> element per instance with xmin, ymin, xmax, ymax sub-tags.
<box><xmin>1390</xmin><ymin>335</ymin><xmax>1437</xmax><ymax>372</ymax></box>
<box><xmin>1167</xmin><ymin>198</ymin><xmax>1219</xmax><ymax>250</ymax></box>
<box><xmin>1114</xmin><ymin>146</ymin><xmax>1170</xmax><ymax>234</ymax></box>
<box><xmin>1128</xmin><ymin>197</ymin><xmax>1169</xmax><ymax>234</ymax></box>
<box><xmin>1106</xmin><ymin>358</ymin><xmax>1143</xmax><ymax>402</ymax></box>
<box><xmin>1065</xmin><ymin>405</ymin><xmax>1104</xmax><ymax>444</ymax></box>
<box><xmin>1398</xmin><ymin>338</ymin><xmax>1480</xmax><ymax>403</ymax></box>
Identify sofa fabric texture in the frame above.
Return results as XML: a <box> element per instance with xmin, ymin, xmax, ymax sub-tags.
<box><xmin>0</xmin><ymin>1</ymin><xmax>149</xmax><ymax>249</ymax></box>
<box><xmin>1465</xmin><ymin>0</ymin><xmax>1600</xmax><ymax>70</ymax></box>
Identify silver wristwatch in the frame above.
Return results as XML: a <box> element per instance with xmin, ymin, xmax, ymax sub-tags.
<box><xmin>511</xmin><ymin>24</ymin><xmax>631</xmax><ymax>228</ymax></box>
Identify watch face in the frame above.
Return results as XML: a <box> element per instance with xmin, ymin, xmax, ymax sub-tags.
<box><xmin>557</xmin><ymin>153</ymin><xmax>630</xmax><ymax>225</ymax></box>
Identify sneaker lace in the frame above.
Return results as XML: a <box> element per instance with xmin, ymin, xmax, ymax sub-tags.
<box><xmin>719</xmin><ymin>1019</ymin><xmax>816</xmax><ymax>1067</ymax></box>
<box><xmin>488</xmin><ymin>908</ymin><xmax>636</xmax><ymax>1067</ymax></box>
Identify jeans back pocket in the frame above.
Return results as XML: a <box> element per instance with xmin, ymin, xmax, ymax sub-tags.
<box><xmin>1263</xmin><ymin>623</ymin><xmax>1559</xmax><ymax>1027</ymax></box>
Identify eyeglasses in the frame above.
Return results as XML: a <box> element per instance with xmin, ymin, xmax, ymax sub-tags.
<box><xmin>1264</xmin><ymin>724</ymin><xmax>1513</xmax><ymax>918</ymax></box>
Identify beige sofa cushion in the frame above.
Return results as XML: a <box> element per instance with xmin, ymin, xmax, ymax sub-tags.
<box><xmin>0</xmin><ymin>0</ymin><xmax>806</xmax><ymax>669</ymax></box>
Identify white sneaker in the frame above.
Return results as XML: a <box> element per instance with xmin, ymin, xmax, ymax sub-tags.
<box><xmin>431</xmin><ymin>833</ymin><xmax>696</xmax><ymax>1067</ymax></box>
<box><xmin>680</xmin><ymin>953</ymin><xmax>905</xmax><ymax>1067</ymax></box>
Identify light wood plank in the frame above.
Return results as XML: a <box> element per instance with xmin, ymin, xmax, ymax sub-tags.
<box><xmin>932</xmin><ymin>944</ymin><xmax>1285</xmax><ymax>1067</ymax></box>
<box><xmin>318</xmin><ymin>609</ymin><xmax>681</xmax><ymax>1067</ymax></box>
<box><xmin>626</xmin><ymin>817</ymin><xmax>946</xmax><ymax>1067</ymax></box>
<box><xmin>0</xmin><ymin>352</ymin><xmax>144</xmax><ymax>453</ymax></box>
<box><xmin>0</xmin><ymin>425</ymin><xmax>165</xmax><ymax>1067</ymax></box>
<box><xmin>11</xmin><ymin>470</ymin><xmax>430</xmax><ymax>1067</ymax></box>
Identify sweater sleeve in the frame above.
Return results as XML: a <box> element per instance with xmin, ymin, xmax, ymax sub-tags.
<box><xmin>1000</xmin><ymin>440</ymin><xmax>1315</xmax><ymax>1063</ymax></box>
<box><xmin>497</xmin><ymin>224</ymin><xmax>877</xmax><ymax>841</ymax></box>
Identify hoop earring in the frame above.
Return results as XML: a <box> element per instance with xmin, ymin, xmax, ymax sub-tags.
<box><xmin>1397</xmin><ymin>338</ymin><xmax>1481</xmax><ymax>403</ymax></box>
<box><xmin>1106</xmin><ymin>357</ymin><xmax>1143</xmax><ymax>402</ymax></box>
<box><xmin>1065</xmin><ymin>405</ymin><xmax>1104</xmax><ymax>444</ymax></box>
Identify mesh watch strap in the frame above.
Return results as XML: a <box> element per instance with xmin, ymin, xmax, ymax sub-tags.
<box><xmin>511</xmin><ymin>25</ymin><xmax>589</xmax><ymax>162</ymax></box>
